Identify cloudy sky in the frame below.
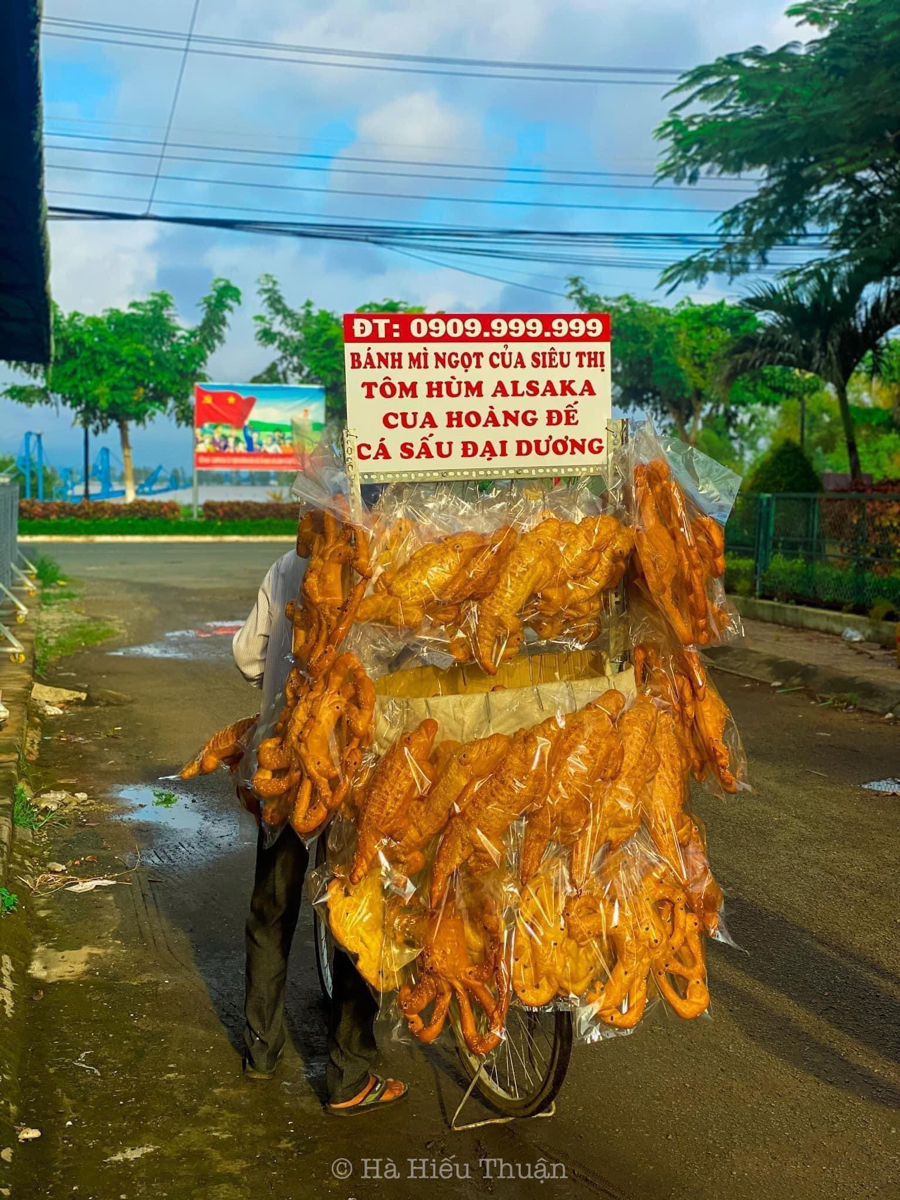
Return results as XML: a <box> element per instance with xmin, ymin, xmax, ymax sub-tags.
<box><xmin>3</xmin><ymin>0</ymin><xmax>804</xmax><ymax>473</ymax></box>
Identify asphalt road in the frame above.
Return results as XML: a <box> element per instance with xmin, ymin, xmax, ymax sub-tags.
<box><xmin>11</xmin><ymin>542</ymin><xmax>900</xmax><ymax>1200</ymax></box>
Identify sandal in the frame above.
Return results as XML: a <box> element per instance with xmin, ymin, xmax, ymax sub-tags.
<box><xmin>326</xmin><ymin>1074</ymin><xmax>408</xmax><ymax>1117</ymax></box>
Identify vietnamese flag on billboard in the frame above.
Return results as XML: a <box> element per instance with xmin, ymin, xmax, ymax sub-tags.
<box><xmin>194</xmin><ymin>385</ymin><xmax>257</xmax><ymax>427</ymax></box>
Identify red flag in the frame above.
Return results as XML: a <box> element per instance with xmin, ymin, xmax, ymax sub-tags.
<box><xmin>194</xmin><ymin>386</ymin><xmax>257</xmax><ymax>427</ymax></box>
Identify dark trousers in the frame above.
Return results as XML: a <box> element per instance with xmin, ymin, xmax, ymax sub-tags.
<box><xmin>243</xmin><ymin>825</ymin><xmax>379</xmax><ymax>1103</ymax></box>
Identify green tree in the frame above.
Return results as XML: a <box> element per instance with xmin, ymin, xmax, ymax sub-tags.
<box><xmin>253</xmin><ymin>276</ymin><xmax>424</xmax><ymax>420</ymax></box>
<box><xmin>4</xmin><ymin>280</ymin><xmax>241</xmax><ymax>501</ymax></box>
<box><xmin>567</xmin><ymin>277</ymin><xmax>793</xmax><ymax>449</ymax></box>
<box><xmin>759</xmin><ymin>384</ymin><xmax>900</xmax><ymax>480</ymax></box>
<box><xmin>747</xmin><ymin>439</ymin><xmax>822</xmax><ymax>492</ymax></box>
<box><xmin>725</xmin><ymin>266</ymin><xmax>900</xmax><ymax>480</ymax></box>
<box><xmin>655</xmin><ymin>0</ymin><xmax>900</xmax><ymax>288</ymax></box>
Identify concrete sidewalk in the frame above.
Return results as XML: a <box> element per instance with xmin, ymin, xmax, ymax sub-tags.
<box><xmin>709</xmin><ymin>617</ymin><xmax>900</xmax><ymax>715</ymax></box>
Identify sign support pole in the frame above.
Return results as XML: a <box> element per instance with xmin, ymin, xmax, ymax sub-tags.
<box><xmin>192</xmin><ymin>462</ymin><xmax>199</xmax><ymax>519</ymax></box>
<box><xmin>342</xmin><ymin>427</ymin><xmax>363</xmax><ymax>524</ymax></box>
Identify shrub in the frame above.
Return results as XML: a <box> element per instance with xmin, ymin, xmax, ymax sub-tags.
<box><xmin>201</xmin><ymin>500</ymin><xmax>299</xmax><ymax>521</ymax></box>
<box><xmin>747</xmin><ymin>440</ymin><xmax>822</xmax><ymax>494</ymax></box>
<box><xmin>19</xmin><ymin>499</ymin><xmax>181</xmax><ymax>522</ymax></box>
<box><xmin>759</xmin><ymin>553</ymin><xmax>900</xmax><ymax>611</ymax></box>
<box><xmin>724</xmin><ymin>556</ymin><xmax>755</xmax><ymax>597</ymax></box>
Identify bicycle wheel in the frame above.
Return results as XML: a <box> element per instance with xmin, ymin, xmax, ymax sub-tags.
<box><xmin>313</xmin><ymin>833</ymin><xmax>335</xmax><ymax>1002</ymax></box>
<box><xmin>455</xmin><ymin>1004</ymin><xmax>573</xmax><ymax>1117</ymax></box>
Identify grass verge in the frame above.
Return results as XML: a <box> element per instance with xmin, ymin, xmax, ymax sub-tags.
<box><xmin>33</xmin><ymin>558</ymin><xmax>119</xmax><ymax>674</ymax></box>
<box><xmin>35</xmin><ymin>616</ymin><xmax>118</xmax><ymax>675</ymax></box>
<box><xmin>13</xmin><ymin>783</ymin><xmax>41</xmax><ymax>830</ymax></box>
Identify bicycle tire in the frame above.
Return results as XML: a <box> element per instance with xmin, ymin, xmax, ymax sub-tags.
<box><xmin>454</xmin><ymin>1006</ymin><xmax>573</xmax><ymax>1118</ymax></box>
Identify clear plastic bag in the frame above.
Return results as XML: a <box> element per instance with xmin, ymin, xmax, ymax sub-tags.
<box><xmin>572</xmin><ymin>830</ymin><xmax>713</xmax><ymax>1039</ymax></box>
<box><xmin>240</xmin><ymin>482</ymin><xmax>378</xmax><ymax>844</ymax></box>
<box><xmin>625</xmin><ymin>419</ymin><xmax>741</xmax><ymax>649</ymax></box>
<box><xmin>350</xmin><ymin>478</ymin><xmax>633</xmax><ymax>678</ymax></box>
<box><xmin>630</xmin><ymin>616</ymin><xmax>749</xmax><ymax>799</ymax></box>
<box><xmin>308</xmin><ymin>814</ymin><xmax>426</xmax><ymax>994</ymax></box>
<box><xmin>393</xmin><ymin>869</ymin><xmax>514</xmax><ymax>1057</ymax></box>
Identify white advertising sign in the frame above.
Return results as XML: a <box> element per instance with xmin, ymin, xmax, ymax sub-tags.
<box><xmin>343</xmin><ymin>311</ymin><xmax>612</xmax><ymax>482</ymax></box>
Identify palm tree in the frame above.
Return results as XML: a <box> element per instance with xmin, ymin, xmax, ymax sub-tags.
<box><xmin>726</xmin><ymin>267</ymin><xmax>900</xmax><ymax>481</ymax></box>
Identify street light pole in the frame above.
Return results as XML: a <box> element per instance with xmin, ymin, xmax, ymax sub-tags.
<box><xmin>83</xmin><ymin>421</ymin><xmax>90</xmax><ymax>502</ymax></box>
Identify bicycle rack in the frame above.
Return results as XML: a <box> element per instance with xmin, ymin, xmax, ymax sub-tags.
<box><xmin>450</xmin><ymin>1063</ymin><xmax>557</xmax><ymax>1132</ymax></box>
<box><xmin>17</xmin><ymin>551</ymin><xmax>38</xmax><ymax>577</ymax></box>
<box><xmin>10</xmin><ymin>563</ymin><xmax>36</xmax><ymax>596</ymax></box>
<box><xmin>0</xmin><ymin>581</ymin><xmax>28</xmax><ymax>623</ymax></box>
<box><xmin>0</xmin><ymin>622</ymin><xmax>26</xmax><ymax>664</ymax></box>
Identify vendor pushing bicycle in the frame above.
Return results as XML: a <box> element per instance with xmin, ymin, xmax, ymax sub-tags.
<box><xmin>233</xmin><ymin>546</ymin><xmax>407</xmax><ymax>1115</ymax></box>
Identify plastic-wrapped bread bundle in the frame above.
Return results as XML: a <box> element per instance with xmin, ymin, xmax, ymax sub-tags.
<box><xmin>309</xmin><ymin>814</ymin><xmax>426</xmax><ymax>993</ymax></box>
<box><xmin>632</xmin><ymin>634</ymin><xmax>749</xmax><ymax>799</ymax></box>
<box><xmin>624</xmin><ymin>419</ymin><xmax>741</xmax><ymax>651</ymax></box>
<box><xmin>571</xmin><ymin>832</ymin><xmax>714</xmax><ymax>1038</ymax></box>
<box><xmin>396</xmin><ymin>871</ymin><xmax>513</xmax><ymax>1058</ymax></box>
<box><xmin>513</xmin><ymin>850</ymin><xmax>603</xmax><ymax>1007</ymax></box>
<box><xmin>429</xmin><ymin>710</ymin><xmax>560</xmax><ymax>906</ymax></box>
<box><xmin>519</xmin><ymin>689</ymin><xmax>626</xmax><ymax>886</ymax></box>
<box><xmin>240</xmin><ymin>491</ymin><xmax>379</xmax><ymax>844</ymax></box>
<box><xmin>568</xmin><ymin>692</ymin><xmax>662</xmax><ymax>890</ymax></box>
<box><xmin>178</xmin><ymin>714</ymin><xmax>259</xmax><ymax>779</ymax></box>
<box><xmin>348</xmin><ymin>717</ymin><xmax>440</xmax><ymax>884</ymax></box>
<box><xmin>349</xmin><ymin>479</ymin><xmax>634</xmax><ymax>677</ymax></box>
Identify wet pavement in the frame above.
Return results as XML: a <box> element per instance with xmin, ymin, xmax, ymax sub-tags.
<box><xmin>9</xmin><ymin>543</ymin><xmax>900</xmax><ymax>1199</ymax></box>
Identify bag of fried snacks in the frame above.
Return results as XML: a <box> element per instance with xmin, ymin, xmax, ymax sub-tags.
<box><xmin>624</xmin><ymin>419</ymin><xmax>741</xmax><ymax>650</ymax></box>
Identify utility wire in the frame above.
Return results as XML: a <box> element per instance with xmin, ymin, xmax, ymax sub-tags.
<box><xmin>44</xmin><ymin>188</ymin><xmax>826</xmax><ymax>250</ymax></box>
<box><xmin>46</xmin><ymin>137</ymin><xmax>758</xmax><ymax>195</ymax></box>
<box><xmin>44</xmin><ymin>203</ymin><xmax>828</xmax><ymax>269</ymax></box>
<box><xmin>42</xmin><ymin>30</ymin><xmax>674</xmax><ymax>86</ymax></box>
<box><xmin>45</xmin><ymin>128</ymin><xmax>756</xmax><ymax>186</ymax></box>
<box><xmin>41</xmin><ymin>113</ymin><xmax>666</xmax><ymax>169</ymax></box>
<box><xmin>46</xmin><ymin>161</ymin><xmax>735</xmax><ymax>215</ymax></box>
<box><xmin>145</xmin><ymin>0</ymin><xmax>201</xmax><ymax>213</ymax></box>
<box><xmin>42</xmin><ymin>16</ymin><xmax>685</xmax><ymax>78</ymax></box>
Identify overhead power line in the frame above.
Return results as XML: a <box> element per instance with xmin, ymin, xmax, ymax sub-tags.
<box><xmin>42</xmin><ymin>26</ymin><xmax>678</xmax><ymax>86</ymax></box>
<box><xmin>145</xmin><ymin>0</ymin><xmax>201</xmax><ymax>212</ymax></box>
<box><xmin>45</xmin><ymin>134</ymin><xmax>758</xmax><ymax>195</ymax></box>
<box><xmin>42</xmin><ymin>112</ymin><xmax>665</xmax><ymax>169</ymax></box>
<box><xmin>45</xmin><ymin>160</ymin><xmax>735</xmax><ymax>215</ymax></box>
<box><xmin>45</xmin><ymin>128</ymin><xmax>757</xmax><ymax>187</ymax></box>
<box><xmin>44</xmin><ymin>188</ymin><xmax>827</xmax><ymax>254</ymax></box>
<box><xmin>44</xmin><ymin>202</ymin><xmax>828</xmax><ymax>259</ymax></box>
<box><xmin>42</xmin><ymin>16</ymin><xmax>686</xmax><ymax>79</ymax></box>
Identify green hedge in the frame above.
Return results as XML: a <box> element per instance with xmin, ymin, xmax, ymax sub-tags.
<box><xmin>19</xmin><ymin>518</ymin><xmax>297</xmax><ymax>537</ymax></box>
<box><xmin>725</xmin><ymin>551</ymin><xmax>900</xmax><ymax>614</ymax></box>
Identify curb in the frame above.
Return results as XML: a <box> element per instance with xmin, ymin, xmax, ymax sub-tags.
<box><xmin>20</xmin><ymin>535</ymin><xmax>296</xmax><ymax>544</ymax></box>
<box><xmin>0</xmin><ymin>607</ymin><xmax>37</xmax><ymax>888</ymax></box>
<box><xmin>706</xmin><ymin>642</ymin><xmax>900</xmax><ymax>716</ymax></box>
<box><xmin>730</xmin><ymin>594</ymin><xmax>897</xmax><ymax>649</ymax></box>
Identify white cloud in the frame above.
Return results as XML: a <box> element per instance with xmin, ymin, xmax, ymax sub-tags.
<box><xmin>48</xmin><ymin>220</ymin><xmax>161</xmax><ymax>312</ymax></box>
<box><xmin>356</xmin><ymin>90</ymin><xmax>480</xmax><ymax>159</ymax></box>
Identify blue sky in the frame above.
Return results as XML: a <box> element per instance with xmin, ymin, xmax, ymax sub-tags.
<box><xmin>2</xmin><ymin>0</ymin><xmax>805</xmax><ymax>473</ymax></box>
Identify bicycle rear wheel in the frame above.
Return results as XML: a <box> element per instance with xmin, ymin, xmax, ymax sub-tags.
<box><xmin>455</xmin><ymin>1005</ymin><xmax>572</xmax><ymax>1118</ymax></box>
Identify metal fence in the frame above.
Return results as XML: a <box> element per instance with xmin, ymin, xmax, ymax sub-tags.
<box><xmin>726</xmin><ymin>492</ymin><xmax>900</xmax><ymax>611</ymax></box>
<box><xmin>0</xmin><ymin>477</ymin><xmax>18</xmax><ymax>590</ymax></box>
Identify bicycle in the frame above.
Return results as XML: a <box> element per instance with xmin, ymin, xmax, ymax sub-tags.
<box><xmin>312</xmin><ymin>833</ymin><xmax>572</xmax><ymax>1119</ymax></box>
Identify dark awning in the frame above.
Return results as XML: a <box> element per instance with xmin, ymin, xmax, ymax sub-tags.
<box><xmin>0</xmin><ymin>0</ymin><xmax>50</xmax><ymax>365</ymax></box>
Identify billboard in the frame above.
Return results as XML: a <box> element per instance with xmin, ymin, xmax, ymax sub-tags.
<box><xmin>193</xmin><ymin>383</ymin><xmax>326</xmax><ymax>470</ymax></box>
<box><xmin>343</xmin><ymin>312</ymin><xmax>611</xmax><ymax>482</ymax></box>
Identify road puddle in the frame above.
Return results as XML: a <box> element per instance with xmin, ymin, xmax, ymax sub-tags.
<box><xmin>109</xmin><ymin>621</ymin><xmax>243</xmax><ymax>661</ymax></box>
<box><xmin>115</xmin><ymin>784</ymin><xmax>235</xmax><ymax>836</ymax></box>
